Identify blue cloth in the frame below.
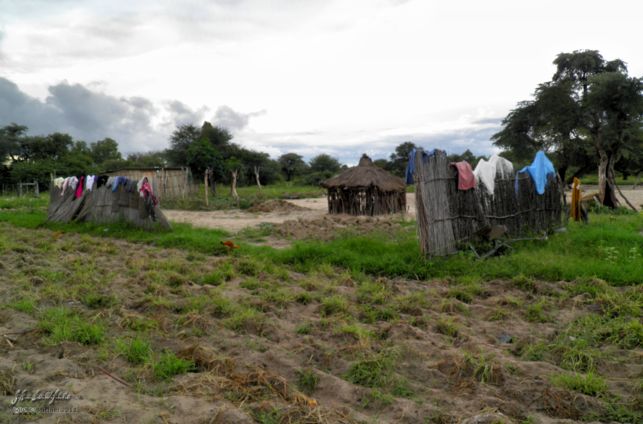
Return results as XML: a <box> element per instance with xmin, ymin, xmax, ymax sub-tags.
<box><xmin>405</xmin><ymin>148</ymin><xmax>417</xmax><ymax>184</ymax></box>
<box><xmin>515</xmin><ymin>151</ymin><xmax>556</xmax><ymax>195</ymax></box>
<box><xmin>111</xmin><ymin>176</ymin><xmax>124</xmax><ymax>192</ymax></box>
<box><xmin>405</xmin><ymin>148</ymin><xmax>440</xmax><ymax>184</ymax></box>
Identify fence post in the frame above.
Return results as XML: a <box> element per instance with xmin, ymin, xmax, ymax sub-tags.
<box><xmin>34</xmin><ymin>180</ymin><xmax>39</xmax><ymax>197</ymax></box>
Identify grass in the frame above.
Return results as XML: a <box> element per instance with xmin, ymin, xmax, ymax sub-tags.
<box><xmin>39</xmin><ymin>307</ymin><xmax>104</xmax><ymax>345</ymax></box>
<box><xmin>116</xmin><ymin>337</ymin><xmax>152</xmax><ymax>365</ymax></box>
<box><xmin>551</xmin><ymin>371</ymin><xmax>608</xmax><ymax>396</ymax></box>
<box><xmin>153</xmin><ymin>351</ymin><xmax>195</xmax><ymax>380</ymax></box>
<box><xmin>1</xmin><ymin>197</ymin><xmax>640</xmax><ymax>286</ymax></box>
<box><xmin>296</xmin><ymin>368</ymin><xmax>319</xmax><ymax>395</ymax></box>
<box><xmin>345</xmin><ymin>349</ymin><xmax>398</xmax><ymax>388</ymax></box>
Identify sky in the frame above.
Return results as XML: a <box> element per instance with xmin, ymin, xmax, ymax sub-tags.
<box><xmin>0</xmin><ymin>0</ymin><xmax>641</xmax><ymax>165</ymax></box>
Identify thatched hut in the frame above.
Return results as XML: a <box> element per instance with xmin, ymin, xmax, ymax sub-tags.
<box><xmin>321</xmin><ymin>154</ymin><xmax>406</xmax><ymax>215</ymax></box>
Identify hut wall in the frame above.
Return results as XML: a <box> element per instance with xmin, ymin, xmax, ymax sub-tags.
<box><xmin>105</xmin><ymin>168</ymin><xmax>193</xmax><ymax>203</ymax></box>
<box><xmin>414</xmin><ymin>150</ymin><xmax>562</xmax><ymax>256</ymax></box>
<box><xmin>327</xmin><ymin>187</ymin><xmax>405</xmax><ymax>216</ymax></box>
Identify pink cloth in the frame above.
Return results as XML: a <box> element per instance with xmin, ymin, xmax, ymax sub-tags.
<box><xmin>75</xmin><ymin>176</ymin><xmax>85</xmax><ymax>199</ymax></box>
<box><xmin>451</xmin><ymin>161</ymin><xmax>476</xmax><ymax>191</ymax></box>
<box><xmin>139</xmin><ymin>179</ymin><xmax>158</xmax><ymax>206</ymax></box>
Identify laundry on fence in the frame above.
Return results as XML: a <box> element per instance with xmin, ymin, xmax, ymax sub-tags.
<box><xmin>47</xmin><ymin>174</ymin><xmax>169</xmax><ymax>230</ymax></box>
<box><xmin>450</xmin><ymin>161</ymin><xmax>476</xmax><ymax>191</ymax></box>
<box><xmin>409</xmin><ymin>149</ymin><xmax>562</xmax><ymax>256</ymax></box>
<box><xmin>515</xmin><ymin>150</ymin><xmax>556</xmax><ymax>195</ymax></box>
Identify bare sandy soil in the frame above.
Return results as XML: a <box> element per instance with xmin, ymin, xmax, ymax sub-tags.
<box><xmin>163</xmin><ymin>188</ymin><xmax>641</xmax><ymax>233</ymax></box>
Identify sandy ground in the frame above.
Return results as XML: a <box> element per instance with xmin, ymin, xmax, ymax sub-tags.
<box><xmin>163</xmin><ymin>188</ymin><xmax>641</xmax><ymax>233</ymax></box>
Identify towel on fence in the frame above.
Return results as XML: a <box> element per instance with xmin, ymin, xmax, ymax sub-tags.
<box><xmin>68</xmin><ymin>176</ymin><xmax>79</xmax><ymax>192</ymax></box>
<box><xmin>96</xmin><ymin>175</ymin><xmax>109</xmax><ymax>188</ymax></box>
<box><xmin>85</xmin><ymin>175</ymin><xmax>95</xmax><ymax>191</ymax></box>
<box><xmin>75</xmin><ymin>176</ymin><xmax>85</xmax><ymax>199</ymax></box>
<box><xmin>474</xmin><ymin>154</ymin><xmax>514</xmax><ymax>195</ymax></box>
<box><xmin>406</xmin><ymin>148</ymin><xmax>440</xmax><ymax>184</ymax></box>
<box><xmin>516</xmin><ymin>151</ymin><xmax>555</xmax><ymax>195</ymax></box>
<box><xmin>53</xmin><ymin>177</ymin><xmax>64</xmax><ymax>189</ymax></box>
<box><xmin>450</xmin><ymin>161</ymin><xmax>476</xmax><ymax>190</ymax></box>
<box><xmin>111</xmin><ymin>176</ymin><xmax>125</xmax><ymax>192</ymax></box>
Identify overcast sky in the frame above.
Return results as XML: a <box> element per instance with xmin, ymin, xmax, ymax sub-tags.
<box><xmin>1</xmin><ymin>0</ymin><xmax>641</xmax><ymax>164</ymax></box>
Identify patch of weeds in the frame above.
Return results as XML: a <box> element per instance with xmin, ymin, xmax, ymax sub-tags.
<box><xmin>236</xmin><ymin>258</ymin><xmax>262</xmax><ymax>276</ymax></box>
<box><xmin>320</xmin><ymin>295</ymin><xmax>349</xmax><ymax>316</ymax></box>
<box><xmin>116</xmin><ymin>338</ymin><xmax>152</xmax><ymax>365</ymax></box>
<box><xmin>345</xmin><ymin>349</ymin><xmax>398</xmax><ymax>388</ymax></box>
<box><xmin>165</xmin><ymin>271</ymin><xmax>189</xmax><ymax>287</ymax></box>
<box><xmin>435</xmin><ymin>318</ymin><xmax>460</xmax><ymax>338</ymax></box>
<box><xmin>462</xmin><ymin>352</ymin><xmax>502</xmax><ymax>384</ymax></box>
<box><xmin>153</xmin><ymin>351</ymin><xmax>195</xmax><ymax>380</ymax></box>
<box><xmin>9</xmin><ymin>298</ymin><xmax>36</xmax><ymax>314</ymax></box>
<box><xmin>211</xmin><ymin>292</ymin><xmax>235</xmax><ymax>317</ymax></box>
<box><xmin>361</xmin><ymin>388</ymin><xmax>394</xmax><ymax>409</ymax></box>
<box><xmin>253</xmin><ymin>408</ymin><xmax>282</xmax><ymax>424</ymax></box>
<box><xmin>294</xmin><ymin>292</ymin><xmax>315</xmax><ymax>304</ymax></box>
<box><xmin>566</xmin><ymin>278</ymin><xmax>609</xmax><ymax>299</ymax></box>
<box><xmin>260</xmin><ymin>288</ymin><xmax>293</xmax><ymax>308</ymax></box>
<box><xmin>200</xmin><ymin>262</ymin><xmax>235</xmax><ymax>285</ymax></box>
<box><xmin>487</xmin><ymin>307</ymin><xmax>508</xmax><ymax>321</ymax></box>
<box><xmin>296</xmin><ymin>368</ymin><xmax>319</xmax><ymax>395</ymax></box>
<box><xmin>410</xmin><ymin>316</ymin><xmax>428</xmax><ymax>329</ymax></box>
<box><xmin>122</xmin><ymin>315</ymin><xmax>157</xmax><ymax>331</ymax></box>
<box><xmin>525</xmin><ymin>300</ymin><xmax>550</xmax><ymax>323</ymax></box>
<box><xmin>447</xmin><ymin>282</ymin><xmax>482</xmax><ymax>304</ymax></box>
<box><xmin>337</xmin><ymin>323</ymin><xmax>373</xmax><ymax>342</ymax></box>
<box><xmin>223</xmin><ymin>307</ymin><xmax>266</xmax><ymax>334</ymax></box>
<box><xmin>439</xmin><ymin>298</ymin><xmax>470</xmax><ymax>315</ymax></box>
<box><xmin>82</xmin><ymin>292</ymin><xmax>117</xmax><ymax>309</ymax></box>
<box><xmin>551</xmin><ymin>336</ymin><xmax>601</xmax><ymax>372</ymax></box>
<box><xmin>520</xmin><ymin>341</ymin><xmax>547</xmax><ymax>361</ymax></box>
<box><xmin>550</xmin><ymin>371</ymin><xmax>607</xmax><ymax>396</ymax></box>
<box><xmin>240</xmin><ymin>277</ymin><xmax>262</xmax><ymax>291</ymax></box>
<box><xmin>359</xmin><ymin>304</ymin><xmax>399</xmax><ymax>323</ymax></box>
<box><xmin>391</xmin><ymin>378</ymin><xmax>414</xmax><ymax>397</ymax></box>
<box><xmin>394</xmin><ymin>292</ymin><xmax>428</xmax><ymax>315</ymax></box>
<box><xmin>296</xmin><ymin>322</ymin><xmax>312</xmax><ymax>335</ymax></box>
<box><xmin>512</xmin><ymin>274</ymin><xmax>537</xmax><ymax>292</ymax></box>
<box><xmin>21</xmin><ymin>361</ymin><xmax>34</xmax><ymax>373</ymax></box>
<box><xmin>356</xmin><ymin>280</ymin><xmax>390</xmax><ymax>305</ymax></box>
<box><xmin>39</xmin><ymin>307</ymin><xmax>104</xmax><ymax>345</ymax></box>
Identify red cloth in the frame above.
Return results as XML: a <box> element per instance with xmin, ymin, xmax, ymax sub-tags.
<box><xmin>139</xmin><ymin>180</ymin><xmax>158</xmax><ymax>206</ymax></box>
<box><xmin>450</xmin><ymin>161</ymin><xmax>476</xmax><ymax>191</ymax></box>
<box><xmin>75</xmin><ymin>176</ymin><xmax>85</xmax><ymax>198</ymax></box>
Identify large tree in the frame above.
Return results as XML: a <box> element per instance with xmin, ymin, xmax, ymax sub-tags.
<box><xmin>278</xmin><ymin>153</ymin><xmax>308</xmax><ymax>181</ymax></box>
<box><xmin>493</xmin><ymin>50</ymin><xmax>642</xmax><ymax>206</ymax></box>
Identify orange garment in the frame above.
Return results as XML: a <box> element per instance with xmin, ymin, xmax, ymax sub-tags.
<box><xmin>570</xmin><ymin>177</ymin><xmax>581</xmax><ymax>221</ymax></box>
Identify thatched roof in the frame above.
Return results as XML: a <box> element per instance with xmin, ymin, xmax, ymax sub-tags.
<box><xmin>321</xmin><ymin>154</ymin><xmax>405</xmax><ymax>192</ymax></box>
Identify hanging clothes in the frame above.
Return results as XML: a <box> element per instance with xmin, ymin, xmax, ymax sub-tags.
<box><xmin>96</xmin><ymin>175</ymin><xmax>109</xmax><ymax>188</ymax></box>
<box><xmin>138</xmin><ymin>177</ymin><xmax>158</xmax><ymax>205</ymax></box>
<box><xmin>53</xmin><ymin>177</ymin><xmax>64</xmax><ymax>189</ymax></box>
<box><xmin>68</xmin><ymin>176</ymin><xmax>79</xmax><ymax>192</ymax></box>
<box><xmin>570</xmin><ymin>177</ymin><xmax>581</xmax><ymax>221</ymax></box>
<box><xmin>450</xmin><ymin>161</ymin><xmax>476</xmax><ymax>191</ymax></box>
<box><xmin>516</xmin><ymin>151</ymin><xmax>555</xmax><ymax>195</ymax></box>
<box><xmin>75</xmin><ymin>176</ymin><xmax>85</xmax><ymax>199</ymax></box>
<box><xmin>111</xmin><ymin>176</ymin><xmax>124</xmax><ymax>192</ymax></box>
<box><xmin>474</xmin><ymin>154</ymin><xmax>514</xmax><ymax>195</ymax></box>
<box><xmin>85</xmin><ymin>175</ymin><xmax>95</xmax><ymax>191</ymax></box>
<box><xmin>405</xmin><ymin>148</ymin><xmax>440</xmax><ymax>184</ymax></box>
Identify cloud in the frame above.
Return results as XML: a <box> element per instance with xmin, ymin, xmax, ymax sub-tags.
<box><xmin>0</xmin><ymin>77</ymin><xmax>206</xmax><ymax>153</ymax></box>
<box><xmin>212</xmin><ymin>105</ymin><xmax>266</xmax><ymax>132</ymax></box>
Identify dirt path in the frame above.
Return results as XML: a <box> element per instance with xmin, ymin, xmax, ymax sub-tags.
<box><xmin>164</xmin><ymin>194</ymin><xmax>417</xmax><ymax>233</ymax></box>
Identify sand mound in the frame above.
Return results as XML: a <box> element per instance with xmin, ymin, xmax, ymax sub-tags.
<box><xmin>248</xmin><ymin>199</ymin><xmax>310</xmax><ymax>214</ymax></box>
<box><xmin>274</xmin><ymin>215</ymin><xmax>403</xmax><ymax>241</ymax></box>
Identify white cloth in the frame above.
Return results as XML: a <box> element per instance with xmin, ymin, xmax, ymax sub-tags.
<box><xmin>137</xmin><ymin>177</ymin><xmax>147</xmax><ymax>197</ymax></box>
<box><xmin>474</xmin><ymin>154</ymin><xmax>514</xmax><ymax>195</ymax></box>
<box><xmin>85</xmin><ymin>175</ymin><xmax>95</xmax><ymax>191</ymax></box>
<box><xmin>61</xmin><ymin>177</ymin><xmax>71</xmax><ymax>195</ymax></box>
<box><xmin>53</xmin><ymin>177</ymin><xmax>64</xmax><ymax>189</ymax></box>
<box><xmin>68</xmin><ymin>176</ymin><xmax>79</xmax><ymax>191</ymax></box>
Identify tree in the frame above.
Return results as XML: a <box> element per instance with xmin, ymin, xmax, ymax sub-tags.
<box><xmin>166</xmin><ymin>124</ymin><xmax>200</xmax><ymax>166</ymax></box>
<box><xmin>90</xmin><ymin>138</ymin><xmax>122</xmax><ymax>165</ymax></box>
<box><xmin>0</xmin><ymin>123</ymin><xmax>28</xmax><ymax>162</ymax></box>
<box><xmin>493</xmin><ymin>50</ymin><xmax>642</xmax><ymax>206</ymax></box>
<box><xmin>309</xmin><ymin>154</ymin><xmax>341</xmax><ymax>174</ymax></box>
<box><xmin>278</xmin><ymin>153</ymin><xmax>307</xmax><ymax>181</ymax></box>
<box><xmin>389</xmin><ymin>142</ymin><xmax>416</xmax><ymax>177</ymax></box>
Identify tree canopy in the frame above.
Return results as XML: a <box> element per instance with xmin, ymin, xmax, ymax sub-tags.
<box><xmin>493</xmin><ymin>50</ymin><xmax>642</xmax><ymax>206</ymax></box>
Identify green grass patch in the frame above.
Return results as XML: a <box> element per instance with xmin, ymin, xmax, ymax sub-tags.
<box><xmin>39</xmin><ymin>307</ymin><xmax>104</xmax><ymax>345</ymax></box>
<box><xmin>551</xmin><ymin>371</ymin><xmax>608</xmax><ymax>396</ymax></box>
<box><xmin>116</xmin><ymin>338</ymin><xmax>152</xmax><ymax>365</ymax></box>
<box><xmin>345</xmin><ymin>349</ymin><xmax>398</xmax><ymax>388</ymax></box>
<box><xmin>296</xmin><ymin>368</ymin><xmax>319</xmax><ymax>395</ymax></box>
<box><xmin>153</xmin><ymin>351</ymin><xmax>195</xmax><ymax>380</ymax></box>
